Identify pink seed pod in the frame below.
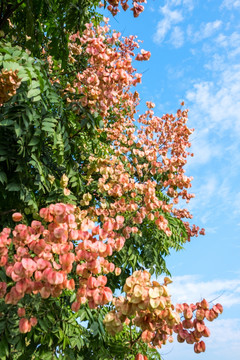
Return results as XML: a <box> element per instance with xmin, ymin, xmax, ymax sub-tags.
<box><xmin>115</xmin><ymin>267</ymin><xmax>121</xmax><ymax>276</ymax></box>
<box><xmin>12</xmin><ymin>212</ymin><xmax>22</xmax><ymax>222</ymax></box>
<box><xmin>19</xmin><ymin>318</ymin><xmax>31</xmax><ymax>333</ymax></box>
<box><xmin>17</xmin><ymin>307</ymin><xmax>26</xmax><ymax>317</ymax></box>
<box><xmin>30</xmin><ymin>317</ymin><xmax>38</xmax><ymax>327</ymax></box>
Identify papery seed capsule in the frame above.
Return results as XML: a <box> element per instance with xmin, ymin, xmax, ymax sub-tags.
<box><xmin>17</xmin><ymin>308</ymin><xmax>26</xmax><ymax>317</ymax></box>
<box><xmin>19</xmin><ymin>318</ymin><xmax>31</xmax><ymax>333</ymax></box>
<box><xmin>12</xmin><ymin>212</ymin><xmax>22</xmax><ymax>222</ymax></box>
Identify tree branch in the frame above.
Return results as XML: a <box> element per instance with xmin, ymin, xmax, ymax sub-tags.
<box><xmin>0</xmin><ymin>208</ymin><xmax>16</xmax><ymax>217</ymax></box>
<box><xmin>129</xmin><ymin>331</ymin><xmax>142</xmax><ymax>348</ymax></box>
<box><xmin>0</xmin><ymin>0</ymin><xmax>25</xmax><ymax>29</ymax></box>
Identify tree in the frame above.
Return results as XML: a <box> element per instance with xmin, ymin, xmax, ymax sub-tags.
<box><xmin>0</xmin><ymin>2</ymin><xmax>223</xmax><ymax>359</ymax></box>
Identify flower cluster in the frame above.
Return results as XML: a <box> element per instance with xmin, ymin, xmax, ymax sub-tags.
<box><xmin>103</xmin><ymin>271</ymin><xmax>223</xmax><ymax>354</ymax></box>
<box><xmin>83</xmin><ymin>104</ymin><xmax>204</xmax><ymax>241</ymax></box>
<box><xmin>67</xmin><ymin>21</ymin><xmax>150</xmax><ymax>119</ymax></box>
<box><xmin>0</xmin><ymin>69</ymin><xmax>21</xmax><ymax>106</ymax></box>
<box><xmin>17</xmin><ymin>307</ymin><xmax>38</xmax><ymax>334</ymax></box>
<box><xmin>174</xmin><ymin>300</ymin><xmax>223</xmax><ymax>353</ymax></box>
<box><xmin>0</xmin><ymin>204</ymin><xmax>127</xmax><ymax>332</ymax></box>
<box><xmin>64</xmin><ymin>22</ymin><xmax>204</xmax><ymax>241</ymax></box>
<box><xmin>104</xmin><ymin>271</ymin><xmax>179</xmax><ymax>344</ymax></box>
<box><xmin>99</xmin><ymin>0</ymin><xmax>147</xmax><ymax>17</ymax></box>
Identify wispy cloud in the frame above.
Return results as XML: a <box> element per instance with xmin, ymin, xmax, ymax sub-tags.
<box><xmin>169</xmin><ymin>0</ymin><xmax>195</xmax><ymax>11</ymax></box>
<box><xmin>221</xmin><ymin>0</ymin><xmax>240</xmax><ymax>9</ymax></box>
<box><xmin>153</xmin><ymin>4</ymin><xmax>183</xmax><ymax>44</ymax></box>
<box><xmin>153</xmin><ymin>2</ymin><xmax>222</xmax><ymax>48</ymax></box>
<box><xmin>169</xmin><ymin>275</ymin><xmax>240</xmax><ymax>307</ymax></box>
<box><xmin>215</xmin><ymin>32</ymin><xmax>240</xmax><ymax>57</ymax></box>
<box><xmin>169</xmin><ymin>26</ymin><xmax>185</xmax><ymax>48</ymax></box>
<box><xmin>188</xmin><ymin>128</ymin><xmax>221</xmax><ymax>166</ymax></box>
<box><xmin>186</xmin><ymin>64</ymin><xmax>240</xmax><ymax>134</ymax></box>
<box><xmin>187</xmin><ymin>20</ymin><xmax>222</xmax><ymax>42</ymax></box>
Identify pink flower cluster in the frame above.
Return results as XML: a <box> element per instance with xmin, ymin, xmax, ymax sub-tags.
<box><xmin>0</xmin><ymin>69</ymin><xmax>21</xmax><ymax>106</ymax></box>
<box><xmin>103</xmin><ymin>271</ymin><xmax>223</xmax><ymax>354</ymax></box>
<box><xmin>82</xmin><ymin>105</ymin><xmax>204</xmax><ymax>240</ymax></box>
<box><xmin>65</xmin><ymin>24</ymin><xmax>203</xmax><ymax>241</ymax></box>
<box><xmin>99</xmin><ymin>0</ymin><xmax>146</xmax><ymax>17</ymax></box>
<box><xmin>0</xmin><ymin>204</ymin><xmax>127</xmax><ymax>332</ymax></box>
<box><xmin>67</xmin><ymin>22</ymin><xmax>150</xmax><ymax>119</ymax></box>
<box><xmin>174</xmin><ymin>300</ymin><xmax>223</xmax><ymax>353</ymax></box>
<box><xmin>18</xmin><ymin>307</ymin><xmax>38</xmax><ymax>334</ymax></box>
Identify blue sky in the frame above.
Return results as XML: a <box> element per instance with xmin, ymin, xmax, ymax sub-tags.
<box><xmin>103</xmin><ymin>1</ymin><xmax>240</xmax><ymax>359</ymax></box>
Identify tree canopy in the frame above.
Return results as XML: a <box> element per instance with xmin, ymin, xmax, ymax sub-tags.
<box><xmin>0</xmin><ymin>1</ymin><xmax>223</xmax><ymax>359</ymax></box>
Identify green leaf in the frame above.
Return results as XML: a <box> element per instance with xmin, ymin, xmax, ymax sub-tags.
<box><xmin>27</xmin><ymin>88</ymin><xmax>41</xmax><ymax>98</ymax></box>
<box><xmin>6</xmin><ymin>182</ymin><xmax>21</xmax><ymax>191</ymax></box>
<box><xmin>33</xmin><ymin>95</ymin><xmax>41</xmax><ymax>102</ymax></box>
<box><xmin>38</xmin><ymin>318</ymin><xmax>49</xmax><ymax>332</ymax></box>
<box><xmin>0</xmin><ymin>119</ymin><xmax>14</xmax><ymax>126</ymax></box>
<box><xmin>0</xmin><ymin>171</ymin><xmax>7</xmax><ymax>184</ymax></box>
<box><xmin>28</xmin><ymin>137</ymin><xmax>40</xmax><ymax>146</ymax></box>
<box><xmin>90</xmin><ymin>321</ymin><xmax>99</xmax><ymax>336</ymax></box>
<box><xmin>0</xmin><ymin>335</ymin><xmax>9</xmax><ymax>358</ymax></box>
<box><xmin>42</xmin><ymin>122</ymin><xmax>56</xmax><ymax>132</ymax></box>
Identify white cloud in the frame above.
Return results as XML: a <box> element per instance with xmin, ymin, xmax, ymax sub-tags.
<box><xmin>215</xmin><ymin>32</ymin><xmax>240</xmax><ymax>57</ymax></box>
<box><xmin>188</xmin><ymin>20</ymin><xmax>222</xmax><ymax>42</ymax></box>
<box><xmin>182</xmin><ymin>0</ymin><xmax>195</xmax><ymax>11</ymax></box>
<box><xmin>169</xmin><ymin>0</ymin><xmax>195</xmax><ymax>10</ymax></box>
<box><xmin>186</xmin><ymin>64</ymin><xmax>240</xmax><ymax>134</ymax></box>
<box><xmin>153</xmin><ymin>4</ymin><xmax>183</xmax><ymax>44</ymax></box>
<box><xmin>188</xmin><ymin>128</ymin><xmax>221</xmax><ymax>165</ymax></box>
<box><xmin>204</xmin><ymin>53</ymin><xmax>226</xmax><ymax>71</ymax></box>
<box><xmin>233</xmin><ymin>191</ymin><xmax>240</xmax><ymax>215</ymax></box>
<box><xmin>168</xmin><ymin>275</ymin><xmax>240</xmax><ymax>308</ymax></box>
<box><xmin>169</xmin><ymin>26</ymin><xmax>185</xmax><ymax>48</ymax></box>
<box><xmin>221</xmin><ymin>0</ymin><xmax>240</xmax><ymax>9</ymax></box>
<box><xmin>208</xmin><ymin>318</ymin><xmax>240</xmax><ymax>350</ymax></box>
<box><xmin>153</xmin><ymin>0</ymin><xmax>196</xmax><ymax>46</ymax></box>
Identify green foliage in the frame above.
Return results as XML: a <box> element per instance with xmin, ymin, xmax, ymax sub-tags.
<box><xmin>0</xmin><ymin>3</ymin><xmax>196</xmax><ymax>359</ymax></box>
<box><xmin>0</xmin><ymin>293</ymin><xmax>88</xmax><ymax>359</ymax></box>
<box><xmin>0</xmin><ymin>41</ymin><xmax>107</xmax><ymax>227</ymax></box>
<box><xmin>0</xmin><ymin>0</ymin><xmax>102</xmax><ymax>65</ymax></box>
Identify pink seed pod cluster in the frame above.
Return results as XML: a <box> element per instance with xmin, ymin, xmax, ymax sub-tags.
<box><xmin>103</xmin><ymin>271</ymin><xmax>223</xmax><ymax>354</ymax></box>
<box><xmin>0</xmin><ymin>69</ymin><xmax>21</xmax><ymax>106</ymax></box>
<box><xmin>98</xmin><ymin>0</ymin><xmax>146</xmax><ymax>17</ymax></box>
<box><xmin>80</xmin><ymin>104</ymin><xmax>204</xmax><ymax>241</ymax></box>
<box><xmin>68</xmin><ymin>21</ymin><xmax>144</xmax><ymax>119</ymax></box>
<box><xmin>173</xmin><ymin>299</ymin><xmax>223</xmax><ymax>353</ymax></box>
<box><xmin>57</xmin><ymin>22</ymin><xmax>205</xmax><ymax>242</ymax></box>
<box><xmin>19</xmin><ymin>317</ymin><xmax>38</xmax><ymax>334</ymax></box>
<box><xmin>0</xmin><ymin>203</ymin><xmax>130</xmax><ymax>332</ymax></box>
<box><xmin>135</xmin><ymin>354</ymin><xmax>148</xmax><ymax>360</ymax></box>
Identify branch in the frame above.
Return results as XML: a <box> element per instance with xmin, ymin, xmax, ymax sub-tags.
<box><xmin>129</xmin><ymin>331</ymin><xmax>142</xmax><ymax>348</ymax></box>
<box><xmin>0</xmin><ymin>208</ymin><xmax>16</xmax><ymax>217</ymax></box>
<box><xmin>69</xmin><ymin>128</ymin><xmax>82</xmax><ymax>139</ymax></box>
<box><xmin>0</xmin><ymin>0</ymin><xmax>25</xmax><ymax>29</ymax></box>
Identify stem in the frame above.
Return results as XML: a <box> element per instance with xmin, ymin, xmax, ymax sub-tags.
<box><xmin>0</xmin><ymin>0</ymin><xmax>25</xmax><ymax>29</ymax></box>
<box><xmin>129</xmin><ymin>331</ymin><xmax>142</xmax><ymax>348</ymax></box>
<box><xmin>69</xmin><ymin>128</ymin><xmax>82</xmax><ymax>139</ymax></box>
<box><xmin>0</xmin><ymin>209</ymin><xmax>16</xmax><ymax>216</ymax></box>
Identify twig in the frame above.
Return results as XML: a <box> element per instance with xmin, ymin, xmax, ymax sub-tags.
<box><xmin>129</xmin><ymin>331</ymin><xmax>142</xmax><ymax>348</ymax></box>
<box><xmin>0</xmin><ymin>208</ymin><xmax>16</xmax><ymax>216</ymax></box>
<box><xmin>0</xmin><ymin>0</ymin><xmax>25</xmax><ymax>29</ymax></box>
